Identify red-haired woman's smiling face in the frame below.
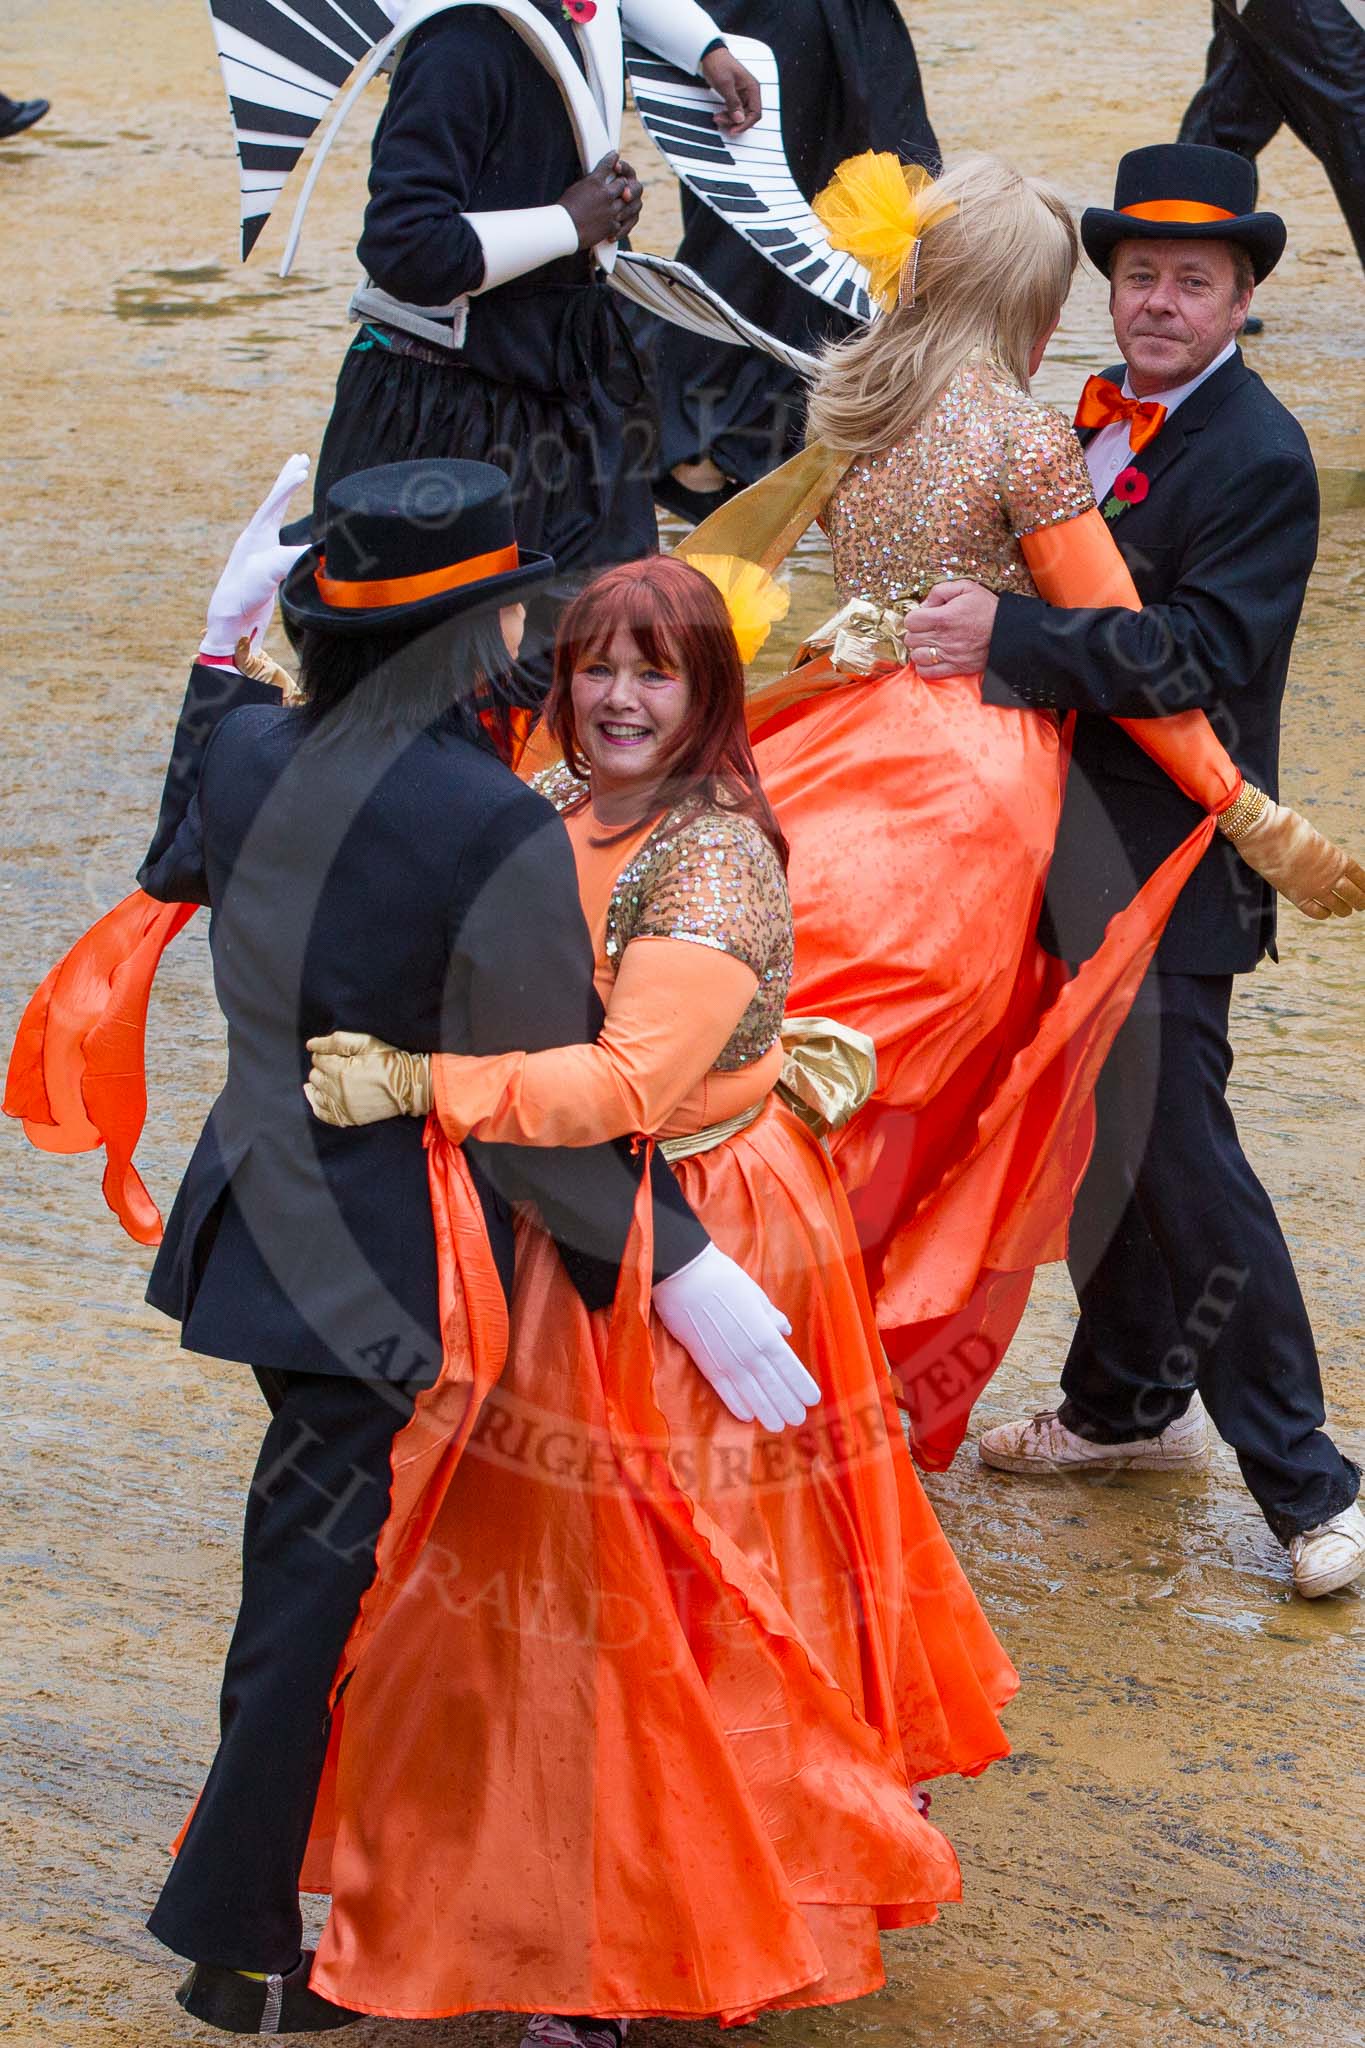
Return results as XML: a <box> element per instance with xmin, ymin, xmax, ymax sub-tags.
<box><xmin>571</xmin><ymin>623</ymin><xmax>693</xmax><ymax>821</ymax></box>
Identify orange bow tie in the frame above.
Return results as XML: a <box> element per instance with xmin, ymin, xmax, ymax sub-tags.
<box><xmin>1075</xmin><ymin>375</ymin><xmax>1168</xmax><ymax>454</ymax></box>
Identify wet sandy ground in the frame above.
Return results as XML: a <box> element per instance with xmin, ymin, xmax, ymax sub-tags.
<box><xmin>2</xmin><ymin>2</ymin><xmax>1363</xmax><ymax>2043</ymax></box>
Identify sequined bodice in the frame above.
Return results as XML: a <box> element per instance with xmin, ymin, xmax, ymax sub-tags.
<box><xmin>535</xmin><ymin>766</ymin><xmax>793</xmax><ymax>1071</ymax></box>
<box><xmin>825</xmin><ymin>362</ymin><xmax>1096</xmax><ymax>610</ymax></box>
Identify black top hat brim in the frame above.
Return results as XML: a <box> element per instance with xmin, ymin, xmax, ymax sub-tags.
<box><xmin>279</xmin><ymin>542</ymin><xmax>556</xmax><ymax>638</ymax></box>
<box><xmin>1081</xmin><ymin>207</ymin><xmax>1286</xmax><ymax>283</ymax></box>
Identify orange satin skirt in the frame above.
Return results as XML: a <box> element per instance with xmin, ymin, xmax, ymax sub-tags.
<box><xmin>302</xmin><ymin>1101</ymin><xmax>1016</xmax><ymax>2022</ymax></box>
<box><xmin>750</xmin><ymin>660</ymin><xmax>1215</xmax><ymax>1469</ymax></box>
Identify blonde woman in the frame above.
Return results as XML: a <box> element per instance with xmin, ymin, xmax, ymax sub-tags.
<box><xmin>678</xmin><ymin>151</ymin><xmax>1359</xmax><ymax>1468</ymax></box>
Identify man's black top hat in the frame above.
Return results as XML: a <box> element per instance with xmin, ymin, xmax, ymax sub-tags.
<box><xmin>281</xmin><ymin>459</ymin><xmax>555</xmax><ymax>637</ymax></box>
<box><xmin>1081</xmin><ymin>143</ymin><xmax>1286</xmax><ymax>284</ymax></box>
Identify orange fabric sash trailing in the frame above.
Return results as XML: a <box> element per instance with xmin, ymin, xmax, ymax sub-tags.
<box><xmin>299</xmin><ymin>1122</ymin><xmax>509</xmax><ymax>1894</ymax></box>
<box><xmin>4</xmin><ymin>890</ymin><xmax>197</xmax><ymax>1245</ymax></box>
<box><xmin>875</xmin><ymin>810</ymin><xmax>1217</xmax><ymax>1468</ymax></box>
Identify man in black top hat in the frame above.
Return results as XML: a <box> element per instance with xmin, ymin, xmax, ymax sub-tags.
<box><xmin>138</xmin><ymin>455</ymin><xmax>815</xmax><ymax>2031</ymax></box>
<box><xmin>900</xmin><ymin>144</ymin><xmax>1365</xmax><ymax>1599</ymax></box>
<box><xmin>1178</xmin><ymin>0</ymin><xmax>1365</xmax><ymax>276</ymax></box>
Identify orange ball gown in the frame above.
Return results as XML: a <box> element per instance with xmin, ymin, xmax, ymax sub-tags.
<box><xmin>293</xmin><ymin>780</ymin><xmax>1017</xmax><ymax>2023</ymax></box>
<box><xmin>677</xmin><ymin>364</ymin><xmax>1245</xmax><ymax>1469</ymax></box>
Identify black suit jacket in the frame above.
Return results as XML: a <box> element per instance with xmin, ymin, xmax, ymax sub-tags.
<box><xmin>983</xmin><ymin>350</ymin><xmax>1320</xmax><ymax>973</ymax></box>
<box><xmin>138</xmin><ymin>667</ymin><xmax>706</xmax><ymax>1384</ymax></box>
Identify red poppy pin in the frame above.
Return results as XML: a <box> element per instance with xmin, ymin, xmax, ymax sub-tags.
<box><xmin>563</xmin><ymin>0</ymin><xmax>597</xmax><ymax>22</ymax></box>
<box><xmin>1102</xmin><ymin>466</ymin><xmax>1150</xmax><ymax>521</ymax></box>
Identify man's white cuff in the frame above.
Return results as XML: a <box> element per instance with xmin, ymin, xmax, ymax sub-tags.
<box><xmin>621</xmin><ymin>0</ymin><xmax>723</xmax><ymax>77</ymax></box>
<box><xmin>467</xmin><ymin>205</ymin><xmax>580</xmax><ymax>294</ymax></box>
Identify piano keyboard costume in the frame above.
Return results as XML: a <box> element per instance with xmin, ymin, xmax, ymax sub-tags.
<box><xmin>635</xmin><ymin>0</ymin><xmax>939</xmax><ymax>494</ymax></box>
<box><xmin>304</xmin><ymin>0</ymin><xmax>731</xmax><ymax>678</ymax></box>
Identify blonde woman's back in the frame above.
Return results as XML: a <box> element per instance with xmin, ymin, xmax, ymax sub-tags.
<box><xmin>825</xmin><ymin>360</ymin><xmax>1096</xmax><ymax>608</ymax></box>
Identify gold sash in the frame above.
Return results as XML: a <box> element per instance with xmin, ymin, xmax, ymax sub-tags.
<box><xmin>658</xmin><ymin>1017</ymin><xmax>877</xmax><ymax>1162</ymax></box>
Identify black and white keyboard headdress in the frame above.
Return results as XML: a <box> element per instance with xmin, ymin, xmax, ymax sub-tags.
<box><xmin>625</xmin><ymin>33</ymin><xmax>877</xmax><ymax>322</ymax></box>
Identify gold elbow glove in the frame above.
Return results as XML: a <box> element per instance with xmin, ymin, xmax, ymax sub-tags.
<box><xmin>304</xmin><ymin>1031</ymin><xmax>434</xmax><ymax>1127</ymax></box>
<box><xmin>1219</xmin><ymin>783</ymin><xmax>1365</xmax><ymax>921</ymax></box>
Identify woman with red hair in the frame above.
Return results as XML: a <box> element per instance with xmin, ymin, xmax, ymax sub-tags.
<box><xmin>303</xmin><ymin>554</ymin><xmax>1017</xmax><ymax>2034</ymax></box>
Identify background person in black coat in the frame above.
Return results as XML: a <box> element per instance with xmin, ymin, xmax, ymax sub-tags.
<box><xmin>645</xmin><ymin>0</ymin><xmax>940</xmax><ymax>521</ymax></box>
<box><xmin>314</xmin><ymin>0</ymin><xmax>761</xmax><ymax>687</ymax></box>
<box><xmin>899</xmin><ymin>146</ymin><xmax>1364</xmax><ymax>1599</ymax></box>
<box><xmin>137</xmin><ymin>458</ymin><xmax>813</xmax><ymax>2033</ymax></box>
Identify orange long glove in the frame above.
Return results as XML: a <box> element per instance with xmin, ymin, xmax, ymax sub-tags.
<box><xmin>1020</xmin><ymin>509</ymin><xmax>1240</xmax><ymax>812</ymax></box>
<box><xmin>307</xmin><ymin>938</ymin><xmax>765</xmax><ymax>1146</ymax></box>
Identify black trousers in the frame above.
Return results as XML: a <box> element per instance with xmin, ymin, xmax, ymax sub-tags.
<box><xmin>1059</xmin><ymin>972</ymin><xmax>1359</xmax><ymax>1544</ymax></box>
<box><xmin>1179</xmin><ymin>0</ymin><xmax>1365</xmax><ymax>271</ymax></box>
<box><xmin>147</xmin><ymin>1370</ymin><xmax>417</xmax><ymax>1971</ymax></box>
<box><xmin>1178</xmin><ymin>4</ymin><xmax>1284</xmax><ymax>198</ymax></box>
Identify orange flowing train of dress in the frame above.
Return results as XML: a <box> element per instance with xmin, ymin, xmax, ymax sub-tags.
<box><xmin>677</xmin><ymin>365</ymin><xmax>1244</xmax><ymax>1469</ymax></box>
<box><xmin>297</xmin><ymin>781</ymin><xmax>1017</xmax><ymax>2023</ymax></box>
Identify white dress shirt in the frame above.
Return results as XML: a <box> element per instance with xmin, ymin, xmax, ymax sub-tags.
<box><xmin>1084</xmin><ymin>339</ymin><xmax>1238</xmax><ymax>502</ymax></box>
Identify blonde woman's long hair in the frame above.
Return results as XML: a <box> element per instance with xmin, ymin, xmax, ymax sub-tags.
<box><xmin>805</xmin><ymin>154</ymin><xmax>1079</xmax><ymax>456</ymax></box>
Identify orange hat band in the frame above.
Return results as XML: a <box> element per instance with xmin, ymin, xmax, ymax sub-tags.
<box><xmin>1120</xmin><ymin>199</ymin><xmax>1237</xmax><ymax>225</ymax></box>
<box><xmin>314</xmin><ymin>542</ymin><xmax>520</xmax><ymax>611</ymax></box>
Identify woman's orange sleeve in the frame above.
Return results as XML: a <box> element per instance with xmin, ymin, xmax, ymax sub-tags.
<box><xmin>1020</xmin><ymin>509</ymin><xmax>1242</xmax><ymax>812</ymax></box>
<box><xmin>432</xmin><ymin>937</ymin><xmax>760</xmax><ymax>1147</ymax></box>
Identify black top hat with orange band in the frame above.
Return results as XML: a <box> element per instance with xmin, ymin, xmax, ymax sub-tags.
<box><xmin>1081</xmin><ymin>143</ymin><xmax>1286</xmax><ymax>284</ymax></box>
<box><xmin>281</xmin><ymin>458</ymin><xmax>555</xmax><ymax>637</ymax></box>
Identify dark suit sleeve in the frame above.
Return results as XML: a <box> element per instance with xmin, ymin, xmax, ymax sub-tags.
<box><xmin>983</xmin><ymin>449</ymin><xmax>1320</xmax><ymax>719</ymax></box>
<box><xmin>138</xmin><ymin>661</ymin><xmax>281</xmax><ymax>903</ymax></box>
<box><xmin>450</xmin><ymin>787</ymin><xmax>709</xmax><ymax>1309</ymax></box>
<box><xmin>357</xmin><ymin>17</ymin><xmax>509</xmax><ymax>304</ymax></box>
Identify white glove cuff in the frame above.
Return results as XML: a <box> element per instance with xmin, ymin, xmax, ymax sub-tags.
<box><xmin>466</xmin><ymin>206</ymin><xmax>580</xmax><ymax>294</ymax></box>
<box><xmin>622</xmin><ymin>0</ymin><xmax>724</xmax><ymax>75</ymax></box>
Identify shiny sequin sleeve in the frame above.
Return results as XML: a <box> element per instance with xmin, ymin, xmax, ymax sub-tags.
<box><xmin>611</xmin><ymin>807</ymin><xmax>794</xmax><ymax>1070</ymax></box>
<box><xmin>1001</xmin><ymin>400</ymin><xmax>1097</xmax><ymax>538</ymax></box>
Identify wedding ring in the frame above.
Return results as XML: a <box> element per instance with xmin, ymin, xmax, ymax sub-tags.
<box><xmin>926</xmin><ymin>644</ymin><xmax>941</xmax><ymax>666</ymax></box>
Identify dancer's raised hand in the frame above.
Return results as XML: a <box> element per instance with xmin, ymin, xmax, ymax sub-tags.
<box><xmin>201</xmin><ymin>452</ymin><xmax>312</xmax><ymax>659</ymax></box>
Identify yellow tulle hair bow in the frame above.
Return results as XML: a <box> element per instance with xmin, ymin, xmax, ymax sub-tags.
<box><xmin>812</xmin><ymin>151</ymin><xmax>953</xmax><ymax>313</ymax></box>
<box><xmin>686</xmin><ymin>555</ymin><xmax>791</xmax><ymax>663</ymax></box>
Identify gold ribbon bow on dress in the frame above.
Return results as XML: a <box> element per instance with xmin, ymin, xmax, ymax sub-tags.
<box><xmin>776</xmin><ymin>1016</ymin><xmax>877</xmax><ymax>1137</ymax></box>
<box><xmin>800</xmin><ymin>597</ymin><xmax>908</xmax><ymax>676</ymax></box>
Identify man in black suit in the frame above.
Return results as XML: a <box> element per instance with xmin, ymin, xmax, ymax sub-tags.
<box><xmin>900</xmin><ymin>145</ymin><xmax>1364</xmax><ymax>1599</ymax></box>
<box><xmin>138</xmin><ymin>457</ymin><xmax>816</xmax><ymax>2032</ymax></box>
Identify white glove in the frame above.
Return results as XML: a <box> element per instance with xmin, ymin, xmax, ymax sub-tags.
<box><xmin>201</xmin><ymin>453</ymin><xmax>312</xmax><ymax>659</ymax></box>
<box><xmin>653</xmin><ymin>1243</ymin><xmax>820</xmax><ymax>1433</ymax></box>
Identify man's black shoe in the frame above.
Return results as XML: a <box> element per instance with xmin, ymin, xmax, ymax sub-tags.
<box><xmin>175</xmin><ymin>1952</ymin><xmax>358</xmax><ymax>2034</ymax></box>
<box><xmin>0</xmin><ymin>97</ymin><xmax>50</xmax><ymax>140</ymax></box>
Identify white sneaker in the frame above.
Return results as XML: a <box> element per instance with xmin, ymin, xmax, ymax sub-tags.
<box><xmin>978</xmin><ymin>1398</ymin><xmax>1210</xmax><ymax>1475</ymax></box>
<box><xmin>1289</xmin><ymin>1503</ymin><xmax>1365</xmax><ymax>1598</ymax></box>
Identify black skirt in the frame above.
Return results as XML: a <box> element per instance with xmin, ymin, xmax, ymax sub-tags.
<box><xmin>314</xmin><ymin>304</ymin><xmax>658</xmax><ymax>685</ymax></box>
